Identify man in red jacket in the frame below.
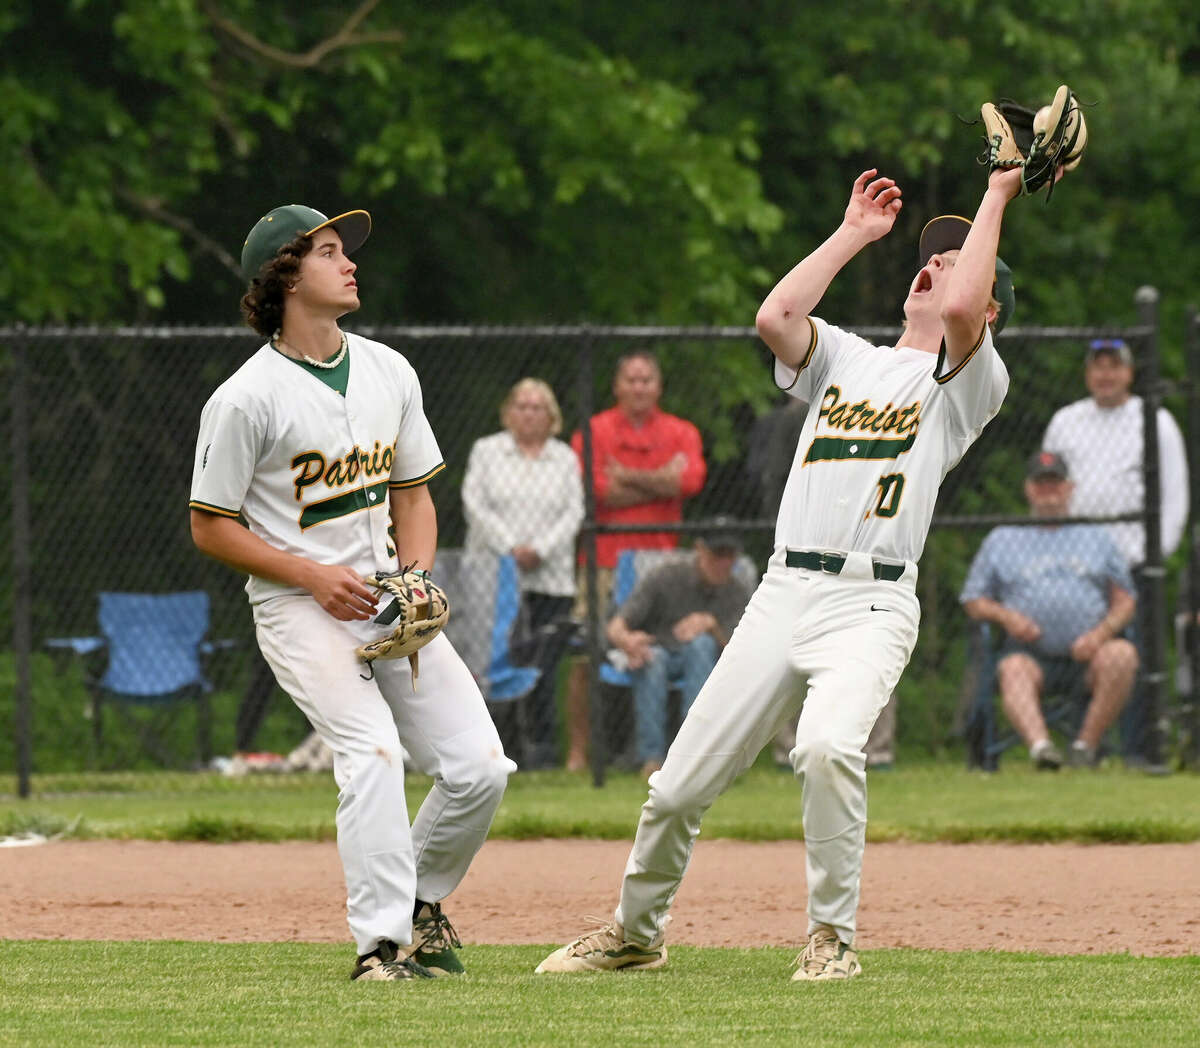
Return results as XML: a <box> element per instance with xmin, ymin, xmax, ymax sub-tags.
<box><xmin>565</xmin><ymin>350</ymin><xmax>707</xmax><ymax>769</ymax></box>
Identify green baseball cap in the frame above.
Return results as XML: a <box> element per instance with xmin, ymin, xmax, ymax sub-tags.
<box><xmin>241</xmin><ymin>205</ymin><xmax>372</xmax><ymax>281</ymax></box>
<box><xmin>918</xmin><ymin>214</ymin><xmax>1015</xmax><ymax>334</ymax></box>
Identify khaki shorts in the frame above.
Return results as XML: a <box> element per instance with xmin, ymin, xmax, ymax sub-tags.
<box><xmin>571</xmin><ymin>566</ymin><xmax>615</xmax><ymax>623</ymax></box>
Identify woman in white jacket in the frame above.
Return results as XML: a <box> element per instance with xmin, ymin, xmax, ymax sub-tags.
<box><xmin>463</xmin><ymin>378</ymin><xmax>584</xmax><ymax>767</ymax></box>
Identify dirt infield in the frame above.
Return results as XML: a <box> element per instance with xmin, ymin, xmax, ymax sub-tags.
<box><xmin>2</xmin><ymin>839</ymin><xmax>1197</xmax><ymax>956</ymax></box>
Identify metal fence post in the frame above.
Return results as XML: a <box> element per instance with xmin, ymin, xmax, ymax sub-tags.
<box><xmin>1135</xmin><ymin>286</ymin><xmax>1167</xmax><ymax>767</ymax></box>
<box><xmin>575</xmin><ymin>326</ymin><xmax>607</xmax><ymax>786</ymax></box>
<box><xmin>9</xmin><ymin>335</ymin><xmax>33</xmax><ymax>797</ymax></box>
<box><xmin>1184</xmin><ymin>307</ymin><xmax>1200</xmax><ymax>768</ymax></box>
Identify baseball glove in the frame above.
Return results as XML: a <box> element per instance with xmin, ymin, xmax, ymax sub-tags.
<box><xmin>980</xmin><ymin>84</ymin><xmax>1087</xmax><ymax>200</ymax></box>
<box><xmin>355</xmin><ymin>565</ymin><xmax>450</xmax><ymax>684</ymax></box>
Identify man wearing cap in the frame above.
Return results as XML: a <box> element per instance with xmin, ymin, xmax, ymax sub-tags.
<box><xmin>189</xmin><ymin>205</ymin><xmax>515</xmax><ymax>983</ymax></box>
<box><xmin>1042</xmin><ymin>339</ymin><xmax>1188</xmax><ymax>766</ymax></box>
<box><xmin>961</xmin><ymin>450</ymin><xmax>1138</xmax><ymax>769</ymax></box>
<box><xmin>604</xmin><ymin>525</ymin><xmax>755</xmax><ymax>777</ymax></box>
<box><xmin>537</xmin><ymin>165</ymin><xmax>1027</xmax><ymax>982</ymax></box>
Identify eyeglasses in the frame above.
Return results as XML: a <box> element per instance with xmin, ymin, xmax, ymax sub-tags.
<box><xmin>1088</xmin><ymin>339</ymin><xmax>1129</xmax><ymax>353</ymax></box>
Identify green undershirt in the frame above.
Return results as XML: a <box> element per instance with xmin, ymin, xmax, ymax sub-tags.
<box><xmin>273</xmin><ymin>343</ymin><xmax>350</xmax><ymax>397</ymax></box>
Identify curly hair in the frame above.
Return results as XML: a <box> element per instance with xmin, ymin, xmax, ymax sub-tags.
<box><xmin>239</xmin><ymin>234</ymin><xmax>314</xmax><ymax>337</ymax></box>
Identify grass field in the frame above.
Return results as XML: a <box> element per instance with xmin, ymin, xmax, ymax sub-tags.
<box><xmin>0</xmin><ymin>941</ymin><xmax>1196</xmax><ymax>1048</ymax></box>
<box><xmin>3</xmin><ymin>760</ymin><xmax>1199</xmax><ymax>844</ymax></box>
<box><xmin>4</xmin><ymin>761</ymin><xmax>1198</xmax><ymax>1046</ymax></box>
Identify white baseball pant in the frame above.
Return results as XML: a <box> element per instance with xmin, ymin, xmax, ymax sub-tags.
<box><xmin>254</xmin><ymin>594</ymin><xmax>515</xmax><ymax>956</ymax></box>
<box><xmin>614</xmin><ymin>548</ymin><xmax>919</xmax><ymax>947</ymax></box>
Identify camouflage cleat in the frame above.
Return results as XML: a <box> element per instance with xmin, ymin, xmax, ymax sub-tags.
<box><xmin>790</xmin><ymin>925</ymin><xmax>861</xmax><ymax>982</ymax></box>
<box><xmin>351</xmin><ymin>940</ymin><xmax>435</xmax><ymax>982</ymax></box>
<box><xmin>535</xmin><ymin>920</ymin><xmax>667</xmax><ymax>973</ymax></box>
<box><xmin>411</xmin><ymin>901</ymin><xmax>465</xmax><ymax>975</ymax></box>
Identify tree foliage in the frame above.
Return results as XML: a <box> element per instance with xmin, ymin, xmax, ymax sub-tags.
<box><xmin>4</xmin><ymin>2</ymin><xmax>1199</xmax><ymax>358</ymax></box>
<box><xmin>0</xmin><ymin>0</ymin><xmax>780</xmax><ymax>327</ymax></box>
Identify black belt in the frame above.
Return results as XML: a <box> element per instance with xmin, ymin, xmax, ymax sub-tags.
<box><xmin>786</xmin><ymin>549</ymin><xmax>905</xmax><ymax>583</ymax></box>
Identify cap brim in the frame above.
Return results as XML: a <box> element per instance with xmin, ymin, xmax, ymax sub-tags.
<box><xmin>918</xmin><ymin>215</ymin><xmax>972</xmax><ymax>266</ymax></box>
<box><xmin>307</xmin><ymin>210</ymin><xmax>372</xmax><ymax>256</ymax></box>
<box><xmin>919</xmin><ymin>215</ymin><xmax>1014</xmax><ymax>334</ymax></box>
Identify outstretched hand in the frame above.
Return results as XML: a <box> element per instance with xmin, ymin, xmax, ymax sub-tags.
<box><xmin>988</xmin><ymin>162</ymin><xmax>1064</xmax><ymax>201</ymax></box>
<box><xmin>844</xmin><ymin>169</ymin><xmax>903</xmax><ymax>242</ymax></box>
<box><xmin>987</xmin><ymin>165</ymin><xmax>1024</xmax><ymax>201</ymax></box>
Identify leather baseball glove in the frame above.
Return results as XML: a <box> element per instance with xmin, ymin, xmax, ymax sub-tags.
<box><xmin>355</xmin><ymin>565</ymin><xmax>450</xmax><ymax>683</ymax></box>
<box><xmin>980</xmin><ymin>84</ymin><xmax>1087</xmax><ymax>200</ymax></box>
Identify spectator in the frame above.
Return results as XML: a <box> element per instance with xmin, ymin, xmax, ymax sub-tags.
<box><xmin>606</xmin><ymin>524</ymin><xmax>754</xmax><ymax>777</ymax></box>
<box><xmin>961</xmin><ymin>451</ymin><xmax>1138</xmax><ymax>769</ymax></box>
<box><xmin>462</xmin><ymin>378</ymin><xmax>584</xmax><ymax>768</ymax></box>
<box><xmin>564</xmin><ymin>351</ymin><xmax>707</xmax><ymax>770</ymax></box>
<box><xmin>1042</xmin><ymin>338</ymin><xmax>1188</xmax><ymax>765</ymax></box>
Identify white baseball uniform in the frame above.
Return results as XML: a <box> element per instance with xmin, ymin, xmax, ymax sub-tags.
<box><xmin>190</xmin><ymin>331</ymin><xmax>515</xmax><ymax>956</ymax></box>
<box><xmin>614</xmin><ymin>316</ymin><xmax>1008</xmax><ymax>947</ymax></box>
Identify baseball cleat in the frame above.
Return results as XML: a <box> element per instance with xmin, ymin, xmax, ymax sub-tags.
<box><xmin>534</xmin><ymin>920</ymin><xmax>668</xmax><ymax>973</ymax></box>
<box><xmin>790</xmin><ymin>925</ymin><xmax>861</xmax><ymax>982</ymax></box>
<box><xmin>351</xmin><ymin>940</ymin><xmax>435</xmax><ymax>982</ymax></box>
<box><xmin>410</xmin><ymin>901</ymin><xmax>465</xmax><ymax>975</ymax></box>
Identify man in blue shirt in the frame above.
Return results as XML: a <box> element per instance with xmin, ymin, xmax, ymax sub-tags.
<box><xmin>961</xmin><ymin>451</ymin><xmax>1138</xmax><ymax>768</ymax></box>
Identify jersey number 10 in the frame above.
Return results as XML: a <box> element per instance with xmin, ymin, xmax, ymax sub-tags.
<box><xmin>872</xmin><ymin>473</ymin><xmax>905</xmax><ymax>519</ymax></box>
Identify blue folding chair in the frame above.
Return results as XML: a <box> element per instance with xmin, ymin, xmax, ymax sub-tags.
<box><xmin>438</xmin><ymin>551</ymin><xmax>541</xmax><ymax>762</ymax></box>
<box><xmin>46</xmin><ymin>591</ymin><xmax>232</xmax><ymax>769</ymax></box>
<box><xmin>485</xmin><ymin>554</ymin><xmax>544</xmax><ymax>704</ymax></box>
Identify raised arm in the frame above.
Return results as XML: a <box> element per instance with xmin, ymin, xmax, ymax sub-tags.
<box><xmin>756</xmin><ymin>169</ymin><xmax>902</xmax><ymax>368</ymax></box>
<box><xmin>940</xmin><ymin>167</ymin><xmax>1022</xmax><ymax>366</ymax></box>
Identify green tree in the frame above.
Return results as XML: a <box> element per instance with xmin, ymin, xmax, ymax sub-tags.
<box><xmin>528</xmin><ymin>0</ymin><xmax>1200</xmax><ymax>358</ymax></box>
<box><xmin>0</xmin><ymin>0</ymin><xmax>781</xmax><ymax>327</ymax></box>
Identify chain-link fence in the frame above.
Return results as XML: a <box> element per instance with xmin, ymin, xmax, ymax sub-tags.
<box><xmin>4</xmin><ymin>296</ymin><xmax>1198</xmax><ymax>793</ymax></box>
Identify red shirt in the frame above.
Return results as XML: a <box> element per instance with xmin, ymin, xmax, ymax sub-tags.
<box><xmin>571</xmin><ymin>406</ymin><xmax>706</xmax><ymax>567</ymax></box>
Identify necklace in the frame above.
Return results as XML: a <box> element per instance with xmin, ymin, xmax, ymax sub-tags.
<box><xmin>274</xmin><ymin>331</ymin><xmax>347</xmax><ymax>369</ymax></box>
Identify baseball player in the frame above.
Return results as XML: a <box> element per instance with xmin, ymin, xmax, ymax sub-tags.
<box><xmin>189</xmin><ymin>205</ymin><xmax>516</xmax><ymax>982</ymax></box>
<box><xmin>536</xmin><ymin>165</ymin><xmax>1023</xmax><ymax>981</ymax></box>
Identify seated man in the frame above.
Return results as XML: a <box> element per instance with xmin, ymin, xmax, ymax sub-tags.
<box><xmin>961</xmin><ymin>451</ymin><xmax>1138</xmax><ymax>769</ymax></box>
<box><xmin>606</xmin><ymin>526</ymin><xmax>755</xmax><ymax>777</ymax></box>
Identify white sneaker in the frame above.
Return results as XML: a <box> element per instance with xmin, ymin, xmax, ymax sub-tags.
<box><xmin>790</xmin><ymin>925</ymin><xmax>861</xmax><ymax>982</ymax></box>
<box><xmin>534</xmin><ymin>919</ymin><xmax>667</xmax><ymax>973</ymax></box>
<box><xmin>1031</xmin><ymin>738</ymin><xmax>1063</xmax><ymax>771</ymax></box>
